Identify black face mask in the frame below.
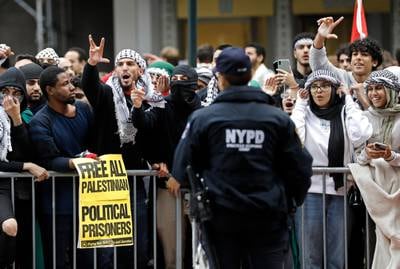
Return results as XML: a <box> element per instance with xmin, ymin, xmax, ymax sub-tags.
<box><xmin>170</xmin><ymin>80</ymin><xmax>197</xmax><ymax>105</ymax></box>
<box><xmin>170</xmin><ymin>65</ymin><xmax>199</xmax><ymax>109</ymax></box>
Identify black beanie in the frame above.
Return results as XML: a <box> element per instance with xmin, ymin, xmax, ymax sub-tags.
<box><xmin>19</xmin><ymin>63</ymin><xmax>43</xmax><ymax>80</ymax></box>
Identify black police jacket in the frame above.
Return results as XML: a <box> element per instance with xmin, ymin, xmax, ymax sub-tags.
<box><xmin>172</xmin><ymin>86</ymin><xmax>312</xmax><ymax>214</ymax></box>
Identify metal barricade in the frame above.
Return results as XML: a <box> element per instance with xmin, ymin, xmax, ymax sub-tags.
<box><xmin>1</xmin><ymin>170</ymin><xmax>185</xmax><ymax>269</ymax></box>
<box><xmin>2</xmin><ymin>167</ymin><xmax>375</xmax><ymax>269</ymax></box>
<box><xmin>187</xmin><ymin>167</ymin><xmax>374</xmax><ymax>269</ymax></box>
<box><xmin>297</xmin><ymin>167</ymin><xmax>372</xmax><ymax>269</ymax></box>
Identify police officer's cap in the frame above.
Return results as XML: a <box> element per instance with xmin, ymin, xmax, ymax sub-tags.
<box><xmin>215</xmin><ymin>47</ymin><xmax>251</xmax><ymax>76</ymax></box>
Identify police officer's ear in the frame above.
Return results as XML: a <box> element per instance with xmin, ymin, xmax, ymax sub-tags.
<box><xmin>216</xmin><ymin>73</ymin><xmax>229</xmax><ymax>91</ymax></box>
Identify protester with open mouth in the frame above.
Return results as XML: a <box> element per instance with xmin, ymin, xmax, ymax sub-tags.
<box><xmin>290</xmin><ymin>69</ymin><xmax>372</xmax><ymax>269</ymax></box>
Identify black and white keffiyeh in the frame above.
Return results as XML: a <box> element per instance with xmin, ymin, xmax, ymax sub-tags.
<box><xmin>35</xmin><ymin>48</ymin><xmax>60</xmax><ymax>64</ymax></box>
<box><xmin>148</xmin><ymin>67</ymin><xmax>170</xmax><ymax>80</ymax></box>
<box><xmin>304</xmin><ymin>69</ymin><xmax>341</xmax><ymax>90</ymax></box>
<box><xmin>364</xmin><ymin>69</ymin><xmax>400</xmax><ymax>92</ymax></box>
<box><xmin>115</xmin><ymin>49</ymin><xmax>146</xmax><ymax>69</ymax></box>
<box><xmin>0</xmin><ymin>106</ymin><xmax>11</xmax><ymax>161</ymax></box>
<box><xmin>201</xmin><ymin>75</ymin><xmax>219</xmax><ymax>107</ymax></box>
<box><xmin>107</xmin><ymin>49</ymin><xmax>166</xmax><ymax>145</ymax></box>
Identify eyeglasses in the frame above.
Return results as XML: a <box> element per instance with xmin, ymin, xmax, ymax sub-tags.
<box><xmin>280</xmin><ymin>92</ymin><xmax>297</xmax><ymax>100</ymax></box>
<box><xmin>310</xmin><ymin>83</ymin><xmax>332</xmax><ymax>93</ymax></box>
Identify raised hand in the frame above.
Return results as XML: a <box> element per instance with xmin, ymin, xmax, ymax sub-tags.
<box><xmin>298</xmin><ymin>88</ymin><xmax>309</xmax><ymax>100</ymax></box>
<box><xmin>263</xmin><ymin>76</ymin><xmax>278</xmax><ymax>96</ymax></box>
<box><xmin>316</xmin><ymin>16</ymin><xmax>344</xmax><ymax>39</ymax></box>
<box><xmin>336</xmin><ymin>85</ymin><xmax>350</xmax><ymax>96</ymax></box>
<box><xmin>88</xmin><ymin>34</ymin><xmax>110</xmax><ymax>66</ymax></box>
<box><xmin>3</xmin><ymin>95</ymin><xmax>22</xmax><ymax>126</ymax></box>
<box><xmin>156</xmin><ymin>75</ymin><xmax>170</xmax><ymax>94</ymax></box>
<box><xmin>275</xmin><ymin>68</ymin><xmax>298</xmax><ymax>89</ymax></box>
<box><xmin>0</xmin><ymin>44</ymin><xmax>14</xmax><ymax>60</ymax></box>
<box><xmin>131</xmin><ymin>88</ymin><xmax>146</xmax><ymax>108</ymax></box>
<box><xmin>143</xmin><ymin>53</ymin><xmax>163</xmax><ymax>65</ymax></box>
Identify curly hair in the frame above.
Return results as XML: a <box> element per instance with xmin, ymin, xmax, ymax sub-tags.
<box><xmin>349</xmin><ymin>38</ymin><xmax>383</xmax><ymax>70</ymax></box>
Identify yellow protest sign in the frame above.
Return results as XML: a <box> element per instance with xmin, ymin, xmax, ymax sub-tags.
<box><xmin>73</xmin><ymin>154</ymin><xmax>133</xmax><ymax>248</ymax></box>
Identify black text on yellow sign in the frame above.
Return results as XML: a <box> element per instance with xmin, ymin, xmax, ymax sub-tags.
<box><xmin>73</xmin><ymin>154</ymin><xmax>133</xmax><ymax>248</ymax></box>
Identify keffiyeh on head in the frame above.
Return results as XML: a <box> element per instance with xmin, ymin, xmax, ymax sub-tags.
<box><xmin>35</xmin><ymin>48</ymin><xmax>60</xmax><ymax>64</ymax></box>
<box><xmin>106</xmin><ymin>50</ymin><xmax>166</xmax><ymax>146</ymax></box>
<box><xmin>305</xmin><ymin>69</ymin><xmax>341</xmax><ymax>90</ymax></box>
<box><xmin>148</xmin><ymin>61</ymin><xmax>174</xmax><ymax>76</ymax></box>
<box><xmin>365</xmin><ymin>69</ymin><xmax>400</xmax><ymax>145</ymax></box>
<box><xmin>364</xmin><ymin>69</ymin><xmax>400</xmax><ymax>92</ymax></box>
<box><xmin>148</xmin><ymin>67</ymin><xmax>170</xmax><ymax>79</ymax></box>
<box><xmin>115</xmin><ymin>49</ymin><xmax>146</xmax><ymax>69</ymax></box>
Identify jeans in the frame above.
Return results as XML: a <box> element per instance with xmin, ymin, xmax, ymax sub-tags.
<box><xmin>295</xmin><ymin>193</ymin><xmax>345</xmax><ymax>269</ymax></box>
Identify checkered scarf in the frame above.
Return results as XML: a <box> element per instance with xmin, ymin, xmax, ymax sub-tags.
<box><xmin>115</xmin><ymin>49</ymin><xmax>146</xmax><ymax>69</ymax></box>
<box><xmin>364</xmin><ymin>70</ymin><xmax>400</xmax><ymax>93</ymax></box>
<box><xmin>305</xmin><ymin>69</ymin><xmax>341</xmax><ymax>90</ymax></box>
<box><xmin>35</xmin><ymin>48</ymin><xmax>59</xmax><ymax>64</ymax></box>
<box><xmin>148</xmin><ymin>67</ymin><xmax>170</xmax><ymax>80</ymax></box>
<box><xmin>365</xmin><ymin>70</ymin><xmax>400</xmax><ymax>145</ymax></box>
<box><xmin>201</xmin><ymin>75</ymin><xmax>219</xmax><ymax>107</ymax></box>
<box><xmin>107</xmin><ymin>49</ymin><xmax>165</xmax><ymax>145</ymax></box>
<box><xmin>0</xmin><ymin>106</ymin><xmax>11</xmax><ymax>161</ymax></box>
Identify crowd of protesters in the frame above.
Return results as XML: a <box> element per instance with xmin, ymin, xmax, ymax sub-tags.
<box><xmin>0</xmin><ymin>14</ymin><xmax>399</xmax><ymax>269</ymax></box>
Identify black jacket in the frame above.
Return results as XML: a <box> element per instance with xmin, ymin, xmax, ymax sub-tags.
<box><xmin>81</xmin><ymin>64</ymin><xmax>145</xmax><ymax>169</ymax></box>
<box><xmin>0</xmin><ymin>67</ymin><xmax>31</xmax><ymax>171</ymax></box>
<box><xmin>0</xmin><ymin>67</ymin><xmax>34</xmax><ymax>200</ymax></box>
<box><xmin>132</xmin><ymin>95</ymin><xmax>201</xmax><ymax>170</ymax></box>
<box><xmin>293</xmin><ymin>68</ymin><xmax>310</xmax><ymax>89</ymax></box>
<box><xmin>172</xmin><ymin>86</ymin><xmax>312</xmax><ymax>214</ymax></box>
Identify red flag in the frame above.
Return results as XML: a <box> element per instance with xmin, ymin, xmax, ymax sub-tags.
<box><xmin>351</xmin><ymin>0</ymin><xmax>368</xmax><ymax>42</ymax></box>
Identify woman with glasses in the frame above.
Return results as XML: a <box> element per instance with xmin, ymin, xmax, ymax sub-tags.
<box><xmin>290</xmin><ymin>69</ymin><xmax>372</xmax><ymax>269</ymax></box>
<box><xmin>0</xmin><ymin>67</ymin><xmax>49</xmax><ymax>268</ymax></box>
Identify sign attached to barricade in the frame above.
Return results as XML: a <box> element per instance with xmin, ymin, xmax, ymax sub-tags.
<box><xmin>73</xmin><ymin>154</ymin><xmax>133</xmax><ymax>248</ymax></box>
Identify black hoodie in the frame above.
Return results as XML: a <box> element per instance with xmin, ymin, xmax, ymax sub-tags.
<box><xmin>0</xmin><ymin>67</ymin><xmax>28</xmax><ymax>112</ymax></box>
<box><xmin>0</xmin><ymin>67</ymin><xmax>32</xmax><ymax>172</ymax></box>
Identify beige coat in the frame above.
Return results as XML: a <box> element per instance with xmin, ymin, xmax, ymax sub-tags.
<box><xmin>349</xmin><ymin>160</ymin><xmax>400</xmax><ymax>269</ymax></box>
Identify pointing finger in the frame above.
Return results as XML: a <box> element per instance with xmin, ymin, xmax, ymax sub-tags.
<box><xmin>333</xmin><ymin>16</ymin><xmax>344</xmax><ymax>27</ymax></box>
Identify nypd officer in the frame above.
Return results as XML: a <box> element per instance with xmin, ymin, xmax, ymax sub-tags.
<box><xmin>172</xmin><ymin>47</ymin><xmax>313</xmax><ymax>269</ymax></box>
